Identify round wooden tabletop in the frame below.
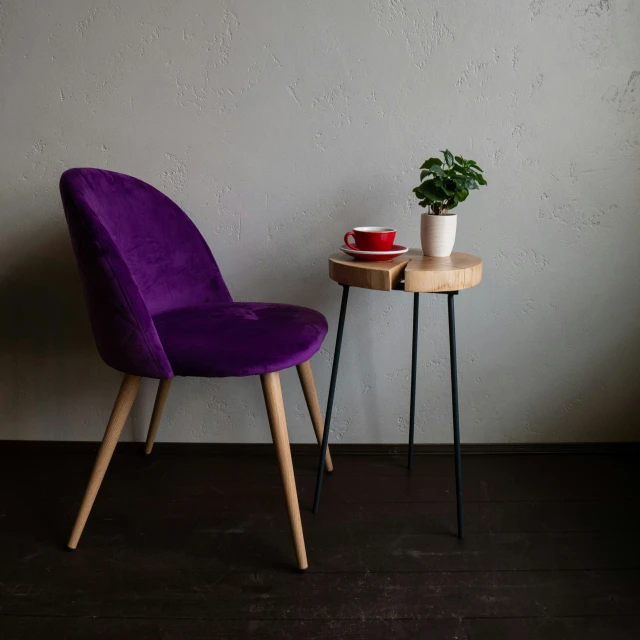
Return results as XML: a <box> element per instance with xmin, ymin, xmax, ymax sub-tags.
<box><xmin>329</xmin><ymin>249</ymin><xmax>482</xmax><ymax>293</ymax></box>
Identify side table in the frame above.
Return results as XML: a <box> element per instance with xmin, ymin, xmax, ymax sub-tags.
<box><xmin>313</xmin><ymin>249</ymin><xmax>483</xmax><ymax>539</ymax></box>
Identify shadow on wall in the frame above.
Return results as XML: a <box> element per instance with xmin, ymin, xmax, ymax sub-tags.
<box><xmin>0</xmin><ymin>220</ymin><xmax>154</xmax><ymax>441</ymax></box>
<box><xmin>515</xmin><ymin>319</ymin><xmax>640</xmax><ymax>442</ymax></box>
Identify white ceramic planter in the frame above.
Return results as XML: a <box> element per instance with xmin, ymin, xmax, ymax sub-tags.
<box><xmin>420</xmin><ymin>213</ymin><xmax>457</xmax><ymax>257</ymax></box>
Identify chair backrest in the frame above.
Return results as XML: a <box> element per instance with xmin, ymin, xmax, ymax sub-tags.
<box><xmin>60</xmin><ymin>168</ymin><xmax>232</xmax><ymax>378</ymax></box>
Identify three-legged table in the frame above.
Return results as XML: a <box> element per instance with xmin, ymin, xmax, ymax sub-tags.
<box><xmin>313</xmin><ymin>249</ymin><xmax>483</xmax><ymax>538</ymax></box>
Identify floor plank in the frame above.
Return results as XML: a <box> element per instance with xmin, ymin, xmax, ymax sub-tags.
<box><xmin>0</xmin><ymin>617</ymin><xmax>468</xmax><ymax>640</ymax></box>
<box><xmin>465</xmin><ymin>616</ymin><xmax>640</xmax><ymax>640</ymax></box>
<box><xmin>1</xmin><ymin>452</ymin><xmax>638</xmax><ymax>502</ymax></box>
<box><xmin>2</xmin><ymin>528</ymin><xmax>638</xmax><ymax>575</ymax></box>
<box><xmin>5</xmin><ymin>495</ymin><xmax>636</xmax><ymax>537</ymax></box>
<box><xmin>2</xmin><ymin>569</ymin><xmax>639</xmax><ymax>619</ymax></box>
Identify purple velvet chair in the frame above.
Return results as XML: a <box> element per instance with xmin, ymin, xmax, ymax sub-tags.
<box><xmin>59</xmin><ymin>167</ymin><xmax>333</xmax><ymax>570</ymax></box>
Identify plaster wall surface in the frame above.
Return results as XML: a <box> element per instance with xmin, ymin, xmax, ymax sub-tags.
<box><xmin>0</xmin><ymin>0</ymin><xmax>639</xmax><ymax>443</ymax></box>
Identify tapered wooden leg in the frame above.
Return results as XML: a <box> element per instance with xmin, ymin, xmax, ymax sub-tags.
<box><xmin>296</xmin><ymin>360</ymin><xmax>334</xmax><ymax>473</ymax></box>
<box><xmin>144</xmin><ymin>378</ymin><xmax>172</xmax><ymax>455</ymax></box>
<box><xmin>260</xmin><ymin>371</ymin><xmax>308</xmax><ymax>571</ymax></box>
<box><xmin>67</xmin><ymin>374</ymin><xmax>141</xmax><ymax>549</ymax></box>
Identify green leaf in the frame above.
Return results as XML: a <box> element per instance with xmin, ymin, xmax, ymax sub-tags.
<box><xmin>420</xmin><ymin>157</ymin><xmax>442</xmax><ymax>170</ymax></box>
<box><xmin>414</xmin><ymin>184</ymin><xmax>431</xmax><ymax>199</ymax></box>
<box><xmin>419</xmin><ymin>179</ymin><xmax>447</xmax><ymax>202</ymax></box>
<box><xmin>442</xmin><ymin>180</ymin><xmax>457</xmax><ymax>196</ymax></box>
<box><xmin>430</xmin><ymin>165</ymin><xmax>445</xmax><ymax>178</ymax></box>
<box><xmin>441</xmin><ymin>149</ymin><xmax>454</xmax><ymax>167</ymax></box>
<box><xmin>454</xmin><ymin>155</ymin><xmax>465</xmax><ymax>165</ymax></box>
<box><xmin>420</xmin><ymin>170</ymin><xmax>429</xmax><ymax>181</ymax></box>
<box><xmin>475</xmin><ymin>174</ymin><xmax>487</xmax><ymax>186</ymax></box>
<box><xmin>418</xmin><ymin>199</ymin><xmax>429</xmax><ymax>208</ymax></box>
<box><xmin>445</xmin><ymin>167</ymin><xmax>462</xmax><ymax>181</ymax></box>
<box><xmin>465</xmin><ymin>169</ymin><xmax>485</xmax><ymax>183</ymax></box>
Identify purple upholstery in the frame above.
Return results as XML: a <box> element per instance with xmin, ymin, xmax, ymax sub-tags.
<box><xmin>60</xmin><ymin>168</ymin><xmax>327</xmax><ymax>378</ymax></box>
<box><xmin>154</xmin><ymin>303</ymin><xmax>327</xmax><ymax>377</ymax></box>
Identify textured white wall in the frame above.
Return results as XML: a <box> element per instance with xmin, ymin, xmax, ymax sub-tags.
<box><xmin>1</xmin><ymin>1</ymin><xmax>639</xmax><ymax>443</ymax></box>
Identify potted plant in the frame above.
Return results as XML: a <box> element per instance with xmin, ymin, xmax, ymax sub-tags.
<box><xmin>413</xmin><ymin>150</ymin><xmax>487</xmax><ymax>257</ymax></box>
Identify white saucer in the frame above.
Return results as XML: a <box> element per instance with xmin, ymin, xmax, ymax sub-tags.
<box><xmin>340</xmin><ymin>244</ymin><xmax>409</xmax><ymax>262</ymax></box>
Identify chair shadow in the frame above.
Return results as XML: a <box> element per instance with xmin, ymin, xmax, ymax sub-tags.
<box><xmin>0</xmin><ymin>222</ymin><xmax>153</xmax><ymax>443</ymax></box>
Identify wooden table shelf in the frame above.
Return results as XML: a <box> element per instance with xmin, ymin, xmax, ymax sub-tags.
<box><xmin>328</xmin><ymin>249</ymin><xmax>483</xmax><ymax>292</ymax></box>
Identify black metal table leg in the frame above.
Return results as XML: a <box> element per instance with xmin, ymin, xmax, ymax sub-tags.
<box><xmin>447</xmin><ymin>291</ymin><xmax>464</xmax><ymax>539</ymax></box>
<box><xmin>408</xmin><ymin>292</ymin><xmax>420</xmax><ymax>470</ymax></box>
<box><xmin>312</xmin><ymin>284</ymin><xmax>350</xmax><ymax>514</ymax></box>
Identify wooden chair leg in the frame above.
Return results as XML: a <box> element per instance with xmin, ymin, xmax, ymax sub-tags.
<box><xmin>144</xmin><ymin>378</ymin><xmax>172</xmax><ymax>454</ymax></box>
<box><xmin>296</xmin><ymin>360</ymin><xmax>334</xmax><ymax>473</ymax></box>
<box><xmin>67</xmin><ymin>374</ymin><xmax>141</xmax><ymax>549</ymax></box>
<box><xmin>260</xmin><ymin>371</ymin><xmax>308</xmax><ymax>571</ymax></box>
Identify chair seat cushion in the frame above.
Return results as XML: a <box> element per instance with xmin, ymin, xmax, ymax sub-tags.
<box><xmin>153</xmin><ymin>302</ymin><xmax>328</xmax><ymax>377</ymax></box>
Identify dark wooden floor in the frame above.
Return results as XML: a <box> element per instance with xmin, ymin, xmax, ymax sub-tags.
<box><xmin>1</xmin><ymin>445</ymin><xmax>639</xmax><ymax>639</ymax></box>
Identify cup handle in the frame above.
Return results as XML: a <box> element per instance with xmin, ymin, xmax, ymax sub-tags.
<box><xmin>344</xmin><ymin>231</ymin><xmax>358</xmax><ymax>250</ymax></box>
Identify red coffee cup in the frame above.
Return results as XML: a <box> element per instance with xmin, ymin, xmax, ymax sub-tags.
<box><xmin>344</xmin><ymin>227</ymin><xmax>396</xmax><ymax>252</ymax></box>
